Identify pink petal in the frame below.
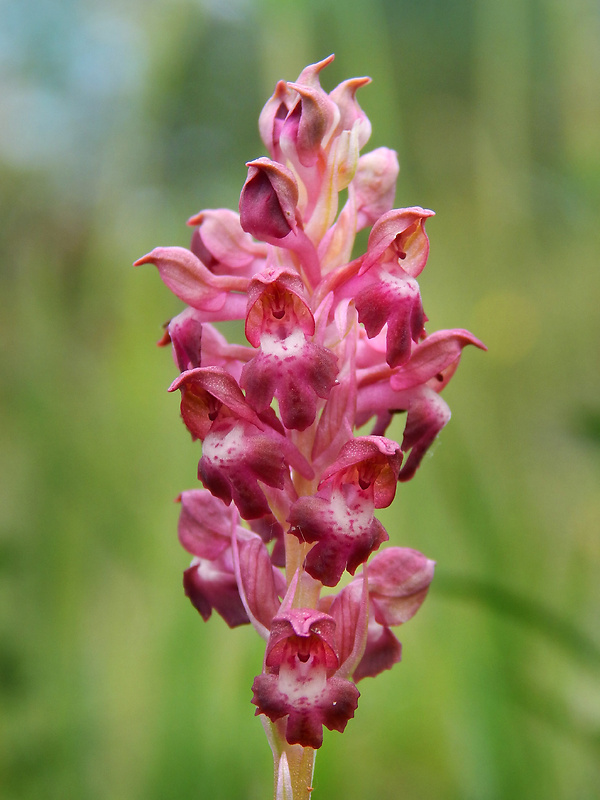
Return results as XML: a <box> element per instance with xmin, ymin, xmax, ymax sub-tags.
<box><xmin>187</xmin><ymin>208</ymin><xmax>265</xmax><ymax>275</ymax></box>
<box><xmin>164</xmin><ymin>307</ymin><xmax>203</xmax><ymax>372</ymax></box>
<box><xmin>134</xmin><ymin>246</ymin><xmax>226</xmax><ymax>311</ymax></box>
<box><xmin>244</xmin><ymin>267</ymin><xmax>314</xmax><ymax>347</ymax></box>
<box><xmin>258</xmin><ymin>79</ymin><xmax>296</xmax><ymax>159</ymax></box>
<box><xmin>399</xmin><ymin>388</ymin><xmax>452</xmax><ymax>481</ymax></box>
<box><xmin>353</xmin><ymin>621</ymin><xmax>402</xmax><ymax>682</ymax></box>
<box><xmin>281</xmin><ymin>82</ymin><xmax>338</xmax><ymax>168</ymax></box>
<box><xmin>318</xmin><ymin>436</ymin><xmax>402</xmax><ymax>509</ymax></box>
<box><xmin>329</xmin><ymin>76</ymin><xmax>372</xmax><ymax>148</ymax></box>
<box><xmin>390</xmin><ymin>328</ymin><xmax>487</xmax><ymax>391</ymax></box>
<box><xmin>367</xmin><ymin>547</ymin><xmax>436</xmax><ymax>625</ymax></box>
<box><xmin>235</xmin><ymin>533</ymin><xmax>285</xmax><ymax>631</ymax></box>
<box><xmin>177</xmin><ymin>489</ymin><xmax>237</xmax><ymax>559</ymax></box>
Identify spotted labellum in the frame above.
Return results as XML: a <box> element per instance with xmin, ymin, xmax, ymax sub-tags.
<box><xmin>137</xmin><ymin>54</ymin><xmax>484</xmax><ymax>799</ymax></box>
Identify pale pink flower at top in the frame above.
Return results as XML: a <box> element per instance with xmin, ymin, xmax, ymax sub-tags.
<box><xmin>137</xmin><ymin>54</ymin><xmax>485</xmax><ymax>799</ymax></box>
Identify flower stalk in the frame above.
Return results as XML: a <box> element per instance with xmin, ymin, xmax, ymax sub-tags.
<box><xmin>137</xmin><ymin>55</ymin><xmax>484</xmax><ymax>799</ymax></box>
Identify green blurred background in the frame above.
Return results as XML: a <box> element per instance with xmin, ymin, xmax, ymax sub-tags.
<box><xmin>2</xmin><ymin>0</ymin><xmax>599</xmax><ymax>798</ymax></box>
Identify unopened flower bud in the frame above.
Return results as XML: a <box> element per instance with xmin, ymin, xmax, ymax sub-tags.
<box><xmin>239</xmin><ymin>158</ymin><xmax>299</xmax><ymax>241</ymax></box>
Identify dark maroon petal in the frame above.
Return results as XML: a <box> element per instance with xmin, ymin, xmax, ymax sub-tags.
<box><xmin>166</xmin><ymin>307</ymin><xmax>203</xmax><ymax>372</ymax></box>
<box><xmin>251</xmin><ymin>673</ymin><xmax>287</xmax><ymax>719</ymax></box>
<box><xmin>183</xmin><ymin>558</ymin><xmax>249</xmax><ymax>628</ymax></box>
<box><xmin>198</xmin><ymin>420</ymin><xmax>290</xmax><ymax>519</ymax></box>
<box><xmin>303</xmin><ymin>516</ymin><xmax>388</xmax><ymax>587</ymax></box>
<box><xmin>284</xmin><ymin>710</ymin><xmax>326</xmax><ymax>750</ymax></box>
<box><xmin>355</xmin><ymin>272</ymin><xmax>425</xmax><ymax>368</ymax></box>
<box><xmin>353</xmin><ymin>624</ymin><xmax>402</xmax><ymax>682</ymax></box>
<box><xmin>241</xmin><ymin>337</ymin><xmax>338</xmax><ymax>431</ymax></box>
<box><xmin>320</xmin><ymin>676</ymin><xmax>360</xmax><ymax>732</ymax></box>
<box><xmin>399</xmin><ymin>389</ymin><xmax>451</xmax><ymax>481</ymax></box>
<box><xmin>239</xmin><ymin>158</ymin><xmax>298</xmax><ymax>241</ymax></box>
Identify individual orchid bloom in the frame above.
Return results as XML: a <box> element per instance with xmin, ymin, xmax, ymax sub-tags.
<box><xmin>251</xmin><ymin>608</ymin><xmax>360</xmax><ymax>749</ymax></box>
<box><xmin>169</xmin><ymin>366</ymin><xmax>311</xmax><ymax>518</ymax></box>
<box><xmin>258</xmin><ymin>55</ymin><xmax>336</xmax><ymax>164</ymax></box>
<box><xmin>288</xmin><ymin>437</ymin><xmax>402</xmax><ymax>585</ymax></box>
<box><xmin>329</xmin><ymin>547</ymin><xmax>435</xmax><ymax>681</ymax></box>
<box><xmin>355</xmin><ymin>328</ymin><xmax>487</xmax><ymax>475</ymax></box>
<box><xmin>168</xmin><ymin>365</ymin><xmax>260</xmax><ymax>441</ymax></box>
<box><xmin>239</xmin><ymin>158</ymin><xmax>321</xmax><ymax>286</ymax></box>
<box><xmin>277</xmin><ymin>56</ymin><xmax>339</xmax><ymax>168</ymax></box>
<box><xmin>140</xmin><ymin>54</ymin><xmax>484</xmax><ymax>797</ymax></box>
<box><xmin>318</xmin><ymin>435</ymin><xmax>403</xmax><ymax>508</ymax></box>
<box><xmin>359</xmin><ymin>206</ymin><xmax>434</xmax><ymax>278</ymax></box>
<box><xmin>350</xmin><ymin>208</ymin><xmax>434</xmax><ymax>367</ymax></box>
<box><xmin>180</xmin><ymin>491</ymin><xmax>285</xmax><ymax>631</ymax></box>
<box><xmin>199</xmin><ymin>415</ymin><xmax>296</xmax><ymax>519</ymax></box>
<box><xmin>241</xmin><ymin>267</ymin><xmax>338</xmax><ymax>430</ymax></box>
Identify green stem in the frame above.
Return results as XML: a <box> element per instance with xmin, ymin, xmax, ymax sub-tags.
<box><xmin>263</xmin><ymin>719</ymin><xmax>316</xmax><ymax>799</ymax></box>
<box><xmin>284</xmin><ymin>743</ymin><xmax>316</xmax><ymax>799</ymax></box>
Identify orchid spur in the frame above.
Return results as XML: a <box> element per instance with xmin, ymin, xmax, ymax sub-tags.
<box><xmin>137</xmin><ymin>54</ymin><xmax>485</xmax><ymax>800</ymax></box>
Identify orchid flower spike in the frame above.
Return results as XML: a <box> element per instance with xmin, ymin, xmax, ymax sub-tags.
<box><xmin>138</xmin><ymin>53</ymin><xmax>484</xmax><ymax>799</ymax></box>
